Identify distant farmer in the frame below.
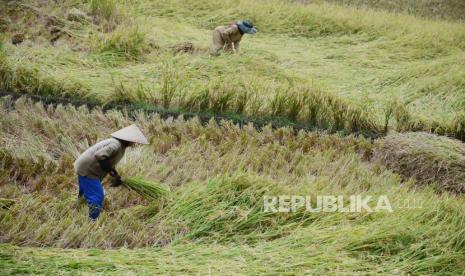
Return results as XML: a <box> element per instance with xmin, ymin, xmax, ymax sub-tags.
<box><xmin>210</xmin><ymin>20</ymin><xmax>257</xmax><ymax>55</ymax></box>
<box><xmin>74</xmin><ymin>124</ymin><xmax>149</xmax><ymax>220</ymax></box>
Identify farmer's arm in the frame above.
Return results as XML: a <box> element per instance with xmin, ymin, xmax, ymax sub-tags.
<box><xmin>233</xmin><ymin>41</ymin><xmax>240</xmax><ymax>52</ymax></box>
<box><xmin>226</xmin><ymin>26</ymin><xmax>242</xmax><ymax>52</ymax></box>
<box><xmin>223</xmin><ymin>26</ymin><xmax>237</xmax><ymax>49</ymax></box>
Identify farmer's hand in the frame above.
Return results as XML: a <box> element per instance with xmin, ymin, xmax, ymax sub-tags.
<box><xmin>110</xmin><ymin>175</ymin><xmax>122</xmax><ymax>187</ymax></box>
<box><xmin>110</xmin><ymin>169</ymin><xmax>122</xmax><ymax>187</ymax></box>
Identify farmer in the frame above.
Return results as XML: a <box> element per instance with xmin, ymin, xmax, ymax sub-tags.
<box><xmin>74</xmin><ymin>124</ymin><xmax>149</xmax><ymax>220</ymax></box>
<box><xmin>210</xmin><ymin>20</ymin><xmax>257</xmax><ymax>55</ymax></box>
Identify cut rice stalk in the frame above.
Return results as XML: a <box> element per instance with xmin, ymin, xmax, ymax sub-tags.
<box><xmin>123</xmin><ymin>177</ymin><xmax>169</xmax><ymax>200</ymax></box>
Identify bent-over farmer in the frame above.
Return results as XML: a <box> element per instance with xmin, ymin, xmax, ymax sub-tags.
<box><xmin>74</xmin><ymin>124</ymin><xmax>149</xmax><ymax>220</ymax></box>
<box><xmin>210</xmin><ymin>20</ymin><xmax>257</xmax><ymax>55</ymax></box>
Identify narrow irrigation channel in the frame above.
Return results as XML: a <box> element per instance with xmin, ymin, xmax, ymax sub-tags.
<box><xmin>0</xmin><ymin>91</ymin><xmax>384</xmax><ymax>140</ymax></box>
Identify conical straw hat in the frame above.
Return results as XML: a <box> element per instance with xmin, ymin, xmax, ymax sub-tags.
<box><xmin>111</xmin><ymin>124</ymin><xmax>149</xmax><ymax>145</ymax></box>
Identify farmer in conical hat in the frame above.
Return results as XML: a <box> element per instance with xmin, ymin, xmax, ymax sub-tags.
<box><xmin>74</xmin><ymin>124</ymin><xmax>149</xmax><ymax>220</ymax></box>
<box><xmin>210</xmin><ymin>20</ymin><xmax>257</xmax><ymax>55</ymax></box>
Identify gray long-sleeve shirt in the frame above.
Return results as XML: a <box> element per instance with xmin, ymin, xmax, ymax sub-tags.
<box><xmin>74</xmin><ymin>138</ymin><xmax>126</xmax><ymax>180</ymax></box>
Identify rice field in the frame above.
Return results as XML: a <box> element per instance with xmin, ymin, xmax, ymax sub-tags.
<box><xmin>2</xmin><ymin>0</ymin><xmax>465</xmax><ymax>139</ymax></box>
<box><xmin>1</xmin><ymin>0</ymin><xmax>465</xmax><ymax>274</ymax></box>
<box><xmin>310</xmin><ymin>0</ymin><xmax>465</xmax><ymax>21</ymax></box>
<box><xmin>1</xmin><ymin>98</ymin><xmax>465</xmax><ymax>274</ymax></box>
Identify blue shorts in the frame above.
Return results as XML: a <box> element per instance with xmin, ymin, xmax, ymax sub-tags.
<box><xmin>78</xmin><ymin>175</ymin><xmax>104</xmax><ymax>220</ymax></box>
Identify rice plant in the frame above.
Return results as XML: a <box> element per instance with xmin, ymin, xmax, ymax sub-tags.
<box><xmin>95</xmin><ymin>23</ymin><xmax>150</xmax><ymax>60</ymax></box>
<box><xmin>159</xmin><ymin>63</ymin><xmax>183</xmax><ymax>109</ymax></box>
<box><xmin>207</xmin><ymin>85</ymin><xmax>235</xmax><ymax>114</ymax></box>
<box><xmin>88</xmin><ymin>0</ymin><xmax>122</xmax><ymax>27</ymax></box>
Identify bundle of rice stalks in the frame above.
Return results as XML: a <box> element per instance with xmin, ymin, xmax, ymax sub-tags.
<box><xmin>123</xmin><ymin>177</ymin><xmax>169</xmax><ymax>200</ymax></box>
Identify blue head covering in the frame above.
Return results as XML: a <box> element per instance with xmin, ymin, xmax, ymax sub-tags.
<box><xmin>236</xmin><ymin>20</ymin><xmax>257</xmax><ymax>34</ymax></box>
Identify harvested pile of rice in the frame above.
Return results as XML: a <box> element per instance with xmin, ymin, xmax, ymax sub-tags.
<box><xmin>123</xmin><ymin>177</ymin><xmax>169</xmax><ymax>199</ymax></box>
<box><xmin>374</xmin><ymin>132</ymin><xmax>465</xmax><ymax>194</ymax></box>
